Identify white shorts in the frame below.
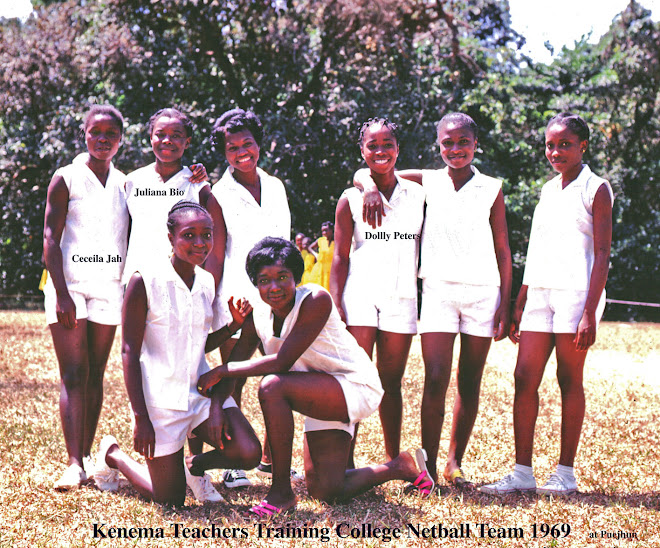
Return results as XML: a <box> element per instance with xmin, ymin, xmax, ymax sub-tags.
<box><xmin>419</xmin><ymin>279</ymin><xmax>500</xmax><ymax>337</ymax></box>
<box><xmin>520</xmin><ymin>288</ymin><xmax>606</xmax><ymax>334</ymax></box>
<box><xmin>342</xmin><ymin>291</ymin><xmax>417</xmax><ymax>334</ymax></box>
<box><xmin>304</xmin><ymin>377</ymin><xmax>383</xmax><ymax>438</ymax></box>
<box><xmin>145</xmin><ymin>395</ymin><xmax>237</xmax><ymax>458</ymax></box>
<box><xmin>44</xmin><ymin>278</ymin><xmax>123</xmax><ymax>326</ymax></box>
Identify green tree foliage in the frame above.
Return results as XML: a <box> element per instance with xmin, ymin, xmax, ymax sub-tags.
<box><xmin>0</xmin><ymin>0</ymin><xmax>657</xmax><ymax>319</ymax></box>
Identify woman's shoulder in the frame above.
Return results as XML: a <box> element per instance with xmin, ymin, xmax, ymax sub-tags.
<box><xmin>397</xmin><ymin>176</ymin><xmax>426</xmax><ymax>201</ymax></box>
<box><xmin>295</xmin><ymin>284</ymin><xmax>333</xmax><ymax>318</ymax></box>
<box><xmin>581</xmin><ymin>166</ymin><xmax>614</xmax><ymax>205</ymax></box>
<box><xmin>472</xmin><ymin>167</ymin><xmax>502</xmax><ymax>187</ymax></box>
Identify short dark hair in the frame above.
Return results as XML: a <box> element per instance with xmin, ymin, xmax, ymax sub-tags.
<box><xmin>148</xmin><ymin>108</ymin><xmax>194</xmax><ymax>138</ymax></box>
<box><xmin>212</xmin><ymin>108</ymin><xmax>264</xmax><ymax>153</ymax></box>
<box><xmin>166</xmin><ymin>200</ymin><xmax>212</xmax><ymax>234</ymax></box>
<box><xmin>436</xmin><ymin>112</ymin><xmax>479</xmax><ymax>140</ymax></box>
<box><xmin>547</xmin><ymin>112</ymin><xmax>590</xmax><ymax>142</ymax></box>
<box><xmin>246</xmin><ymin>237</ymin><xmax>304</xmax><ymax>286</ymax></box>
<box><xmin>357</xmin><ymin>117</ymin><xmax>399</xmax><ymax>147</ymax></box>
<box><xmin>83</xmin><ymin>104</ymin><xmax>124</xmax><ymax>135</ymax></box>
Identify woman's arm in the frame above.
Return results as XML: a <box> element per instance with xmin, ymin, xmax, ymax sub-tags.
<box><xmin>205</xmin><ymin>297</ymin><xmax>252</xmax><ymax>353</ymax></box>
<box><xmin>509</xmin><ymin>284</ymin><xmax>528</xmax><ymax>344</ymax></box>
<box><xmin>121</xmin><ymin>273</ymin><xmax>155</xmax><ymax>459</ymax></box>
<box><xmin>353</xmin><ymin>168</ymin><xmax>423</xmax><ymax>228</ymax></box>
<box><xmin>329</xmin><ymin>196</ymin><xmax>354</xmax><ymax>323</ymax></box>
<box><xmin>574</xmin><ymin>184</ymin><xmax>612</xmax><ymax>351</ymax></box>
<box><xmin>490</xmin><ymin>190</ymin><xmax>513</xmax><ymax>341</ymax></box>
<box><xmin>43</xmin><ymin>174</ymin><xmax>76</xmax><ymax>329</ymax></box>
<box><xmin>204</xmin><ymin>314</ymin><xmax>263</xmax><ymax>403</ymax></box>
<box><xmin>197</xmin><ymin>290</ymin><xmax>332</xmax><ymax>395</ymax></box>
<box><xmin>199</xmin><ymin>187</ymin><xmax>226</xmax><ymax>291</ymax></box>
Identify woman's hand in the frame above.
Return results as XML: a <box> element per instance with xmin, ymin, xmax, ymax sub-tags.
<box><xmin>363</xmin><ymin>186</ymin><xmax>385</xmax><ymax>229</ymax></box>
<box><xmin>228</xmin><ymin>297</ymin><xmax>252</xmax><ymax>328</ymax></box>
<box><xmin>133</xmin><ymin>414</ymin><xmax>156</xmax><ymax>460</ymax></box>
<box><xmin>197</xmin><ymin>369</ymin><xmax>222</xmax><ymax>397</ymax></box>
<box><xmin>190</xmin><ymin>163</ymin><xmax>208</xmax><ymax>184</ymax></box>
<box><xmin>56</xmin><ymin>292</ymin><xmax>77</xmax><ymax>329</ymax></box>
<box><xmin>574</xmin><ymin>310</ymin><xmax>597</xmax><ymax>351</ymax></box>
<box><xmin>508</xmin><ymin>303</ymin><xmax>523</xmax><ymax>344</ymax></box>
<box><xmin>492</xmin><ymin>303</ymin><xmax>510</xmax><ymax>342</ymax></box>
<box><xmin>207</xmin><ymin>399</ymin><xmax>231</xmax><ymax>450</ymax></box>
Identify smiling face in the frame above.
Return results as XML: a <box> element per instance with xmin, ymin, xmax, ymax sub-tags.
<box><xmin>437</xmin><ymin>121</ymin><xmax>477</xmax><ymax>171</ymax></box>
<box><xmin>255</xmin><ymin>262</ymin><xmax>297</xmax><ymax>315</ymax></box>
<box><xmin>85</xmin><ymin>114</ymin><xmax>122</xmax><ymax>162</ymax></box>
<box><xmin>168</xmin><ymin>210</ymin><xmax>214</xmax><ymax>267</ymax></box>
<box><xmin>150</xmin><ymin>116</ymin><xmax>191</xmax><ymax>164</ymax></box>
<box><xmin>360</xmin><ymin>123</ymin><xmax>399</xmax><ymax>175</ymax></box>
<box><xmin>224</xmin><ymin>129</ymin><xmax>260</xmax><ymax>174</ymax></box>
<box><xmin>545</xmin><ymin>123</ymin><xmax>587</xmax><ymax>180</ymax></box>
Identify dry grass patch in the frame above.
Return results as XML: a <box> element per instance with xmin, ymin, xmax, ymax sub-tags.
<box><xmin>1</xmin><ymin>312</ymin><xmax>658</xmax><ymax>547</ymax></box>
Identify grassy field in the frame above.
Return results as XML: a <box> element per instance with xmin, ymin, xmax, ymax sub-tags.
<box><xmin>0</xmin><ymin>311</ymin><xmax>658</xmax><ymax>547</ymax></box>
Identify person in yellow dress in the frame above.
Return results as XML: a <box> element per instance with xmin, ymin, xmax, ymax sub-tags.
<box><xmin>308</xmin><ymin>222</ymin><xmax>335</xmax><ymax>290</ymax></box>
<box><xmin>300</xmin><ymin>236</ymin><xmax>317</xmax><ymax>285</ymax></box>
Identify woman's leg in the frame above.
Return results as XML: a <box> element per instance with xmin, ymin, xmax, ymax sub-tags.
<box><xmin>256</xmin><ymin>372</ymin><xmax>350</xmax><ymax>509</ymax></box>
<box><xmin>104</xmin><ymin>444</ymin><xmax>186</xmax><ymax>506</ymax></box>
<box><xmin>420</xmin><ymin>332</ymin><xmax>456</xmax><ymax>482</ymax></box>
<box><xmin>444</xmin><ymin>333</ymin><xmax>492</xmax><ymax>479</ymax></box>
<box><xmin>513</xmin><ymin>331</ymin><xmax>555</xmax><ymax>466</ymax></box>
<box><xmin>186</xmin><ymin>407</ymin><xmax>262</xmax><ymax>473</ymax></box>
<box><xmin>345</xmin><ymin>326</ymin><xmax>377</xmax><ymax>468</ymax></box>
<box><xmin>375</xmin><ymin>331</ymin><xmax>413</xmax><ymax>460</ymax></box>
<box><xmin>304</xmin><ymin>430</ymin><xmax>421</xmax><ymax>503</ymax></box>
<box><xmin>554</xmin><ymin>334</ymin><xmax>589</xmax><ymax>467</ymax></box>
<box><xmin>50</xmin><ymin>320</ymin><xmax>90</xmax><ymax>471</ymax></box>
<box><xmin>84</xmin><ymin>322</ymin><xmax>116</xmax><ymax>457</ymax></box>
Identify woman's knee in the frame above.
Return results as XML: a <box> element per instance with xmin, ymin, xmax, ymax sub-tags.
<box><xmin>238</xmin><ymin>437</ymin><xmax>262</xmax><ymax>469</ymax></box>
<box><xmin>514</xmin><ymin>365</ymin><xmax>541</xmax><ymax>394</ymax></box>
<box><xmin>258</xmin><ymin>374</ymin><xmax>284</xmax><ymax>403</ymax></box>
<box><xmin>423</xmin><ymin>361</ymin><xmax>451</xmax><ymax>396</ymax></box>
<box><xmin>306</xmin><ymin>476</ymin><xmax>343</xmax><ymax>503</ymax></box>
<box><xmin>556</xmin><ymin>370</ymin><xmax>583</xmax><ymax>393</ymax></box>
<box><xmin>60</xmin><ymin>363</ymin><xmax>89</xmax><ymax>390</ymax></box>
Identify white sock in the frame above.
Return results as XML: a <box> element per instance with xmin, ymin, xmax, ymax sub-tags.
<box><xmin>514</xmin><ymin>463</ymin><xmax>534</xmax><ymax>478</ymax></box>
<box><xmin>555</xmin><ymin>464</ymin><xmax>575</xmax><ymax>481</ymax></box>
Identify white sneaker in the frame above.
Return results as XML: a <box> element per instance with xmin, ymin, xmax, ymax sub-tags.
<box><xmin>94</xmin><ymin>436</ymin><xmax>120</xmax><ymax>491</ymax></box>
<box><xmin>537</xmin><ymin>473</ymin><xmax>577</xmax><ymax>496</ymax></box>
<box><xmin>83</xmin><ymin>455</ymin><xmax>95</xmax><ymax>479</ymax></box>
<box><xmin>54</xmin><ymin>464</ymin><xmax>87</xmax><ymax>491</ymax></box>
<box><xmin>479</xmin><ymin>473</ymin><xmax>536</xmax><ymax>495</ymax></box>
<box><xmin>184</xmin><ymin>466</ymin><xmax>225</xmax><ymax>502</ymax></box>
<box><xmin>222</xmin><ymin>469</ymin><xmax>252</xmax><ymax>488</ymax></box>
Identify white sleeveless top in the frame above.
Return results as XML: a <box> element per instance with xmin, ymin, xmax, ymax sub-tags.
<box><xmin>251</xmin><ymin>285</ymin><xmax>383</xmax><ymax>394</ymax></box>
<box><xmin>211</xmin><ymin>166</ymin><xmax>291</xmax><ymax>327</ymax></box>
<box><xmin>342</xmin><ymin>178</ymin><xmax>425</xmax><ymax>300</ymax></box>
<box><xmin>138</xmin><ymin>260</ymin><xmax>215</xmax><ymax>411</ymax></box>
<box><xmin>523</xmin><ymin>165</ymin><xmax>614</xmax><ymax>291</ymax></box>
<box><xmin>419</xmin><ymin>166</ymin><xmax>502</xmax><ymax>286</ymax></box>
<box><xmin>123</xmin><ymin>163</ymin><xmax>210</xmax><ymax>284</ymax></box>
<box><xmin>55</xmin><ymin>154</ymin><xmax>129</xmax><ymax>287</ymax></box>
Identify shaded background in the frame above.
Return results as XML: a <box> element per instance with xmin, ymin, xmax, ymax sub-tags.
<box><xmin>1</xmin><ymin>0</ymin><xmax>658</xmax><ymax>320</ymax></box>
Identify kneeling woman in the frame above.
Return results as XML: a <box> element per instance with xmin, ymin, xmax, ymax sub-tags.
<box><xmin>94</xmin><ymin>201</ymin><xmax>261</xmax><ymax>506</ymax></box>
<box><xmin>198</xmin><ymin>237</ymin><xmax>431</xmax><ymax>516</ymax></box>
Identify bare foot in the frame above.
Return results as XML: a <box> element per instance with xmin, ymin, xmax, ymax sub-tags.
<box><xmin>259</xmin><ymin>489</ymin><xmax>298</xmax><ymax>512</ymax></box>
<box><xmin>389</xmin><ymin>451</ymin><xmax>421</xmax><ymax>482</ymax></box>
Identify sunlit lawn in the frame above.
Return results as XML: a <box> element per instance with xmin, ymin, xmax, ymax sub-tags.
<box><xmin>1</xmin><ymin>311</ymin><xmax>658</xmax><ymax>547</ymax></box>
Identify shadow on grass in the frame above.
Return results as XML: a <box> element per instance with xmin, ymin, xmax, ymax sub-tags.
<box><xmin>438</xmin><ymin>484</ymin><xmax>660</xmax><ymax>510</ymax></box>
